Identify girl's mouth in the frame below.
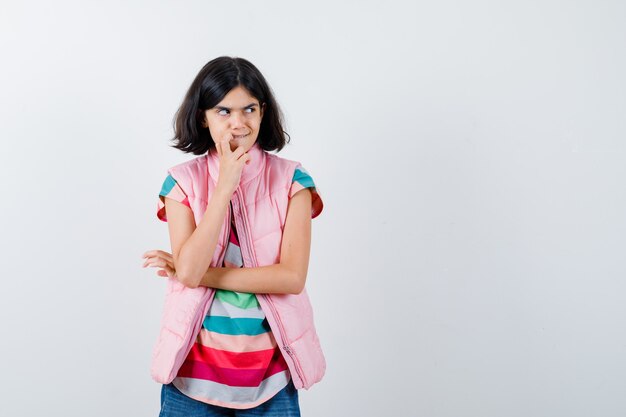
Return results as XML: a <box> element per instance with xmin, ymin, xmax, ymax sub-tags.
<box><xmin>233</xmin><ymin>133</ymin><xmax>249</xmax><ymax>139</ymax></box>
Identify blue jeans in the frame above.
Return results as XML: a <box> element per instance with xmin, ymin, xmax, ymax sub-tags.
<box><xmin>158</xmin><ymin>380</ymin><xmax>301</xmax><ymax>417</ymax></box>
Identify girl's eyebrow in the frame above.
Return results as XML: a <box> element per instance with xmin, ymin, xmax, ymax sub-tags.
<box><xmin>215</xmin><ymin>103</ymin><xmax>258</xmax><ymax>110</ymax></box>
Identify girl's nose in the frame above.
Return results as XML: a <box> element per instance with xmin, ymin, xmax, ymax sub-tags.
<box><xmin>230</xmin><ymin>111</ymin><xmax>245</xmax><ymax>128</ymax></box>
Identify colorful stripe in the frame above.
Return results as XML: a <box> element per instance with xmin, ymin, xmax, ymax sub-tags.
<box><xmin>215</xmin><ymin>290</ymin><xmax>259</xmax><ymax>309</ymax></box>
<box><xmin>292</xmin><ymin>167</ymin><xmax>315</xmax><ymax>189</ymax></box>
<box><xmin>176</xmin><ymin>353</ymin><xmax>288</xmax><ymax>386</ymax></box>
<box><xmin>197</xmin><ymin>329</ymin><xmax>277</xmax><ymax>353</ymax></box>
<box><xmin>203</xmin><ymin>316</ymin><xmax>271</xmax><ymax>336</ymax></box>
<box><xmin>157</xmin><ymin>174</ymin><xmax>190</xmax><ymax>222</ymax></box>
<box><xmin>173</xmin><ymin>371</ymin><xmax>290</xmax><ymax>409</ymax></box>
<box><xmin>186</xmin><ymin>344</ymin><xmax>277</xmax><ymax>370</ymax></box>
<box><xmin>289</xmin><ymin>166</ymin><xmax>323</xmax><ymax>218</ymax></box>
<box><xmin>208</xmin><ymin>298</ymin><xmax>266</xmax><ymax>319</ymax></box>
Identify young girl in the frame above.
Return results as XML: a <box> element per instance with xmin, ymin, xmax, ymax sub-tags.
<box><xmin>141</xmin><ymin>56</ymin><xmax>325</xmax><ymax>417</ymax></box>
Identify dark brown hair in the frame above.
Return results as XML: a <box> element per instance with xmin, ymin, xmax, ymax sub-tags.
<box><xmin>171</xmin><ymin>56</ymin><xmax>290</xmax><ymax>155</ymax></box>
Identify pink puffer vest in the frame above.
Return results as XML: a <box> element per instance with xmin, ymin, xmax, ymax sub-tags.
<box><xmin>150</xmin><ymin>142</ymin><xmax>326</xmax><ymax>390</ymax></box>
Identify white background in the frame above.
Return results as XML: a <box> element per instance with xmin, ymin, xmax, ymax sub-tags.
<box><xmin>1</xmin><ymin>1</ymin><xmax>625</xmax><ymax>416</ymax></box>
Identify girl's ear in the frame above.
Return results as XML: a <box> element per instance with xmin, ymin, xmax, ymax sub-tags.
<box><xmin>260</xmin><ymin>102</ymin><xmax>266</xmax><ymax>119</ymax></box>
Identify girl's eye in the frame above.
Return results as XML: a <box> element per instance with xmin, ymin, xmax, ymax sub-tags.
<box><xmin>245</xmin><ymin>108</ymin><xmax>255</xmax><ymax>113</ymax></box>
<box><xmin>217</xmin><ymin>109</ymin><xmax>229</xmax><ymax>116</ymax></box>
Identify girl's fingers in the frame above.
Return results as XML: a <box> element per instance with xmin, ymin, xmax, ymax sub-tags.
<box><xmin>156</xmin><ymin>264</ymin><xmax>177</xmax><ymax>278</ymax></box>
<box><xmin>142</xmin><ymin>249</ymin><xmax>169</xmax><ymax>258</ymax></box>
<box><xmin>142</xmin><ymin>251</ymin><xmax>177</xmax><ymax>278</ymax></box>
<box><xmin>221</xmin><ymin>142</ymin><xmax>231</xmax><ymax>156</ymax></box>
<box><xmin>220</xmin><ymin>134</ymin><xmax>233</xmax><ymax>155</ymax></box>
<box><xmin>142</xmin><ymin>250</ymin><xmax>158</xmax><ymax>258</ymax></box>
<box><xmin>143</xmin><ymin>257</ymin><xmax>174</xmax><ymax>269</ymax></box>
<box><xmin>215</xmin><ymin>140</ymin><xmax>222</xmax><ymax>157</ymax></box>
<box><xmin>232</xmin><ymin>145</ymin><xmax>246</xmax><ymax>160</ymax></box>
<box><xmin>142</xmin><ymin>250</ymin><xmax>173</xmax><ymax>261</ymax></box>
<box><xmin>157</xmin><ymin>268</ymin><xmax>176</xmax><ymax>278</ymax></box>
<box><xmin>150</xmin><ymin>259</ymin><xmax>170</xmax><ymax>268</ymax></box>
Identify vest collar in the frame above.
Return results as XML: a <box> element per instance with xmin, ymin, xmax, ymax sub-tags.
<box><xmin>207</xmin><ymin>140</ymin><xmax>266</xmax><ymax>185</ymax></box>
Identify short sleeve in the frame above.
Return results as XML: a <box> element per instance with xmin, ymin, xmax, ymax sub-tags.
<box><xmin>157</xmin><ymin>174</ymin><xmax>191</xmax><ymax>222</ymax></box>
<box><xmin>289</xmin><ymin>166</ymin><xmax>324</xmax><ymax>219</ymax></box>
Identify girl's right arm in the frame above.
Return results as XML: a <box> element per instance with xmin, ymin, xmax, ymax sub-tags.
<box><xmin>165</xmin><ymin>138</ymin><xmax>250</xmax><ymax>288</ymax></box>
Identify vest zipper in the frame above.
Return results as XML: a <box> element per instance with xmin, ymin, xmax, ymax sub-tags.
<box><xmin>231</xmin><ymin>188</ymin><xmax>308</xmax><ymax>387</ymax></box>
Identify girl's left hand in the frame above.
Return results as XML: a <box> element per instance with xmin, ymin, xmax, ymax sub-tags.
<box><xmin>142</xmin><ymin>249</ymin><xmax>176</xmax><ymax>278</ymax></box>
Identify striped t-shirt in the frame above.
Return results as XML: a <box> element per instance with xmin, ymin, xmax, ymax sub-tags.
<box><xmin>157</xmin><ymin>166</ymin><xmax>322</xmax><ymax>409</ymax></box>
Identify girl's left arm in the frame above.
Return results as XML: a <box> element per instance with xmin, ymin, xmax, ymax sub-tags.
<box><xmin>198</xmin><ymin>188</ymin><xmax>313</xmax><ymax>295</ymax></box>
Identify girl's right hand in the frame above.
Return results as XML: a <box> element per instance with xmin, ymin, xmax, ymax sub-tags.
<box><xmin>141</xmin><ymin>249</ymin><xmax>176</xmax><ymax>279</ymax></box>
<box><xmin>214</xmin><ymin>135</ymin><xmax>251</xmax><ymax>196</ymax></box>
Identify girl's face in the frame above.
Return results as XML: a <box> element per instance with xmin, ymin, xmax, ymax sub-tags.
<box><xmin>203</xmin><ymin>85</ymin><xmax>265</xmax><ymax>153</ymax></box>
